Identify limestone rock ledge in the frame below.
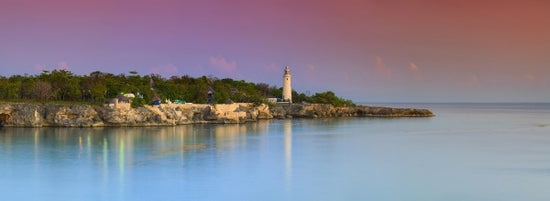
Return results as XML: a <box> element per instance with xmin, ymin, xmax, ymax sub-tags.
<box><xmin>269</xmin><ymin>104</ymin><xmax>435</xmax><ymax>118</ymax></box>
<box><xmin>0</xmin><ymin>102</ymin><xmax>433</xmax><ymax>127</ymax></box>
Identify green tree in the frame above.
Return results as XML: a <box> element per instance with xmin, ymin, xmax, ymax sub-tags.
<box><xmin>91</xmin><ymin>84</ymin><xmax>107</xmax><ymax>104</ymax></box>
<box><xmin>131</xmin><ymin>97</ymin><xmax>145</xmax><ymax>108</ymax></box>
<box><xmin>33</xmin><ymin>81</ymin><xmax>53</xmax><ymax>101</ymax></box>
<box><xmin>0</xmin><ymin>70</ymin><xmax>355</xmax><ymax>106</ymax></box>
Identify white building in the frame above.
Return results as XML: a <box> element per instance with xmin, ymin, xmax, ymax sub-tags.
<box><xmin>267</xmin><ymin>97</ymin><xmax>278</xmax><ymax>103</ymax></box>
<box><xmin>283</xmin><ymin>66</ymin><xmax>292</xmax><ymax>103</ymax></box>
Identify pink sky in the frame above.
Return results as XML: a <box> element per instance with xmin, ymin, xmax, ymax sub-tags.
<box><xmin>1</xmin><ymin>0</ymin><xmax>549</xmax><ymax>102</ymax></box>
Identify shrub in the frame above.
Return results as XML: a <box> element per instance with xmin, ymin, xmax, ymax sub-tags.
<box><xmin>131</xmin><ymin>98</ymin><xmax>145</xmax><ymax>108</ymax></box>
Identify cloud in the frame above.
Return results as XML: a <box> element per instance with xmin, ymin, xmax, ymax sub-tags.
<box><xmin>306</xmin><ymin>64</ymin><xmax>316</xmax><ymax>72</ymax></box>
<box><xmin>150</xmin><ymin>64</ymin><xmax>179</xmax><ymax>76</ymax></box>
<box><xmin>265</xmin><ymin>63</ymin><xmax>279</xmax><ymax>72</ymax></box>
<box><xmin>342</xmin><ymin>71</ymin><xmax>350</xmax><ymax>80</ymax></box>
<box><xmin>468</xmin><ymin>74</ymin><xmax>479</xmax><ymax>86</ymax></box>
<box><xmin>375</xmin><ymin>56</ymin><xmax>392</xmax><ymax>79</ymax></box>
<box><xmin>209</xmin><ymin>56</ymin><xmax>237</xmax><ymax>72</ymax></box>
<box><xmin>33</xmin><ymin>64</ymin><xmax>47</xmax><ymax>72</ymax></box>
<box><xmin>409</xmin><ymin>62</ymin><xmax>423</xmax><ymax>81</ymax></box>
<box><xmin>58</xmin><ymin>61</ymin><xmax>69</xmax><ymax>70</ymax></box>
<box><xmin>189</xmin><ymin>64</ymin><xmax>206</xmax><ymax>76</ymax></box>
<box><xmin>33</xmin><ymin>61</ymin><xmax>68</xmax><ymax>72</ymax></box>
<box><xmin>523</xmin><ymin>73</ymin><xmax>535</xmax><ymax>82</ymax></box>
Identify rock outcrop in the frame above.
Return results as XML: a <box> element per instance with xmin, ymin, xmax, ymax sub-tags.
<box><xmin>0</xmin><ymin>102</ymin><xmax>433</xmax><ymax>127</ymax></box>
<box><xmin>270</xmin><ymin>104</ymin><xmax>435</xmax><ymax>118</ymax></box>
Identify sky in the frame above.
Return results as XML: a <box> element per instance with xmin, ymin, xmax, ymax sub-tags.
<box><xmin>1</xmin><ymin>0</ymin><xmax>549</xmax><ymax>102</ymax></box>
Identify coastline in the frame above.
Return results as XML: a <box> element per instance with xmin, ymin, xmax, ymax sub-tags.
<box><xmin>0</xmin><ymin>102</ymin><xmax>434</xmax><ymax>127</ymax></box>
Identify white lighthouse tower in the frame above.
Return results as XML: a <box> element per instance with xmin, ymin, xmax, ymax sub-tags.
<box><xmin>283</xmin><ymin>66</ymin><xmax>292</xmax><ymax>103</ymax></box>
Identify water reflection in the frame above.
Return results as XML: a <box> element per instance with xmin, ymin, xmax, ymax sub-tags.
<box><xmin>0</xmin><ymin>122</ymin><xmax>270</xmax><ymax>169</ymax></box>
<box><xmin>2</xmin><ymin>105</ymin><xmax>550</xmax><ymax>201</ymax></box>
<box><xmin>283</xmin><ymin>120</ymin><xmax>292</xmax><ymax>191</ymax></box>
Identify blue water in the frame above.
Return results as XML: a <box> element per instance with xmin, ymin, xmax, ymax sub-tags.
<box><xmin>1</xmin><ymin>103</ymin><xmax>550</xmax><ymax>201</ymax></box>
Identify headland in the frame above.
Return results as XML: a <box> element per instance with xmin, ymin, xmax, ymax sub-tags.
<box><xmin>0</xmin><ymin>102</ymin><xmax>433</xmax><ymax>127</ymax></box>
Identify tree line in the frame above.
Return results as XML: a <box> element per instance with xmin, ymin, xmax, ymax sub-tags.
<box><xmin>0</xmin><ymin>70</ymin><xmax>355</xmax><ymax>107</ymax></box>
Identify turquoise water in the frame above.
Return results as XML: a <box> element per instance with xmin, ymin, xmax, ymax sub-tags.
<box><xmin>1</xmin><ymin>104</ymin><xmax>550</xmax><ymax>201</ymax></box>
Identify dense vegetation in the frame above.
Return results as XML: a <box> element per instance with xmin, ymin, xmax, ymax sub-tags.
<box><xmin>0</xmin><ymin>70</ymin><xmax>355</xmax><ymax>107</ymax></box>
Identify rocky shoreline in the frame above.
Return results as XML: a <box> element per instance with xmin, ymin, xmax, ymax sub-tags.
<box><xmin>0</xmin><ymin>102</ymin><xmax>434</xmax><ymax>127</ymax></box>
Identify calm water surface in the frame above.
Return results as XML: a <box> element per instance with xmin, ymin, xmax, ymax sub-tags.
<box><xmin>1</xmin><ymin>104</ymin><xmax>550</xmax><ymax>201</ymax></box>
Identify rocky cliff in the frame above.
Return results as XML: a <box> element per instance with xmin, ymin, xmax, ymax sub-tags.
<box><xmin>0</xmin><ymin>102</ymin><xmax>433</xmax><ymax>127</ymax></box>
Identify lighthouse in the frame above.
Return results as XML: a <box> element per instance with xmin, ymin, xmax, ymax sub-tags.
<box><xmin>283</xmin><ymin>66</ymin><xmax>292</xmax><ymax>103</ymax></box>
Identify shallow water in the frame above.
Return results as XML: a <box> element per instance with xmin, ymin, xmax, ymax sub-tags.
<box><xmin>1</xmin><ymin>104</ymin><xmax>550</xmax><ymax>201</ymax></box>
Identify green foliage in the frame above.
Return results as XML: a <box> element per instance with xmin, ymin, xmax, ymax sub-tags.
<box><xmin>131</xmin><ymin>97</ymin><xmax>146</xmax><ymax>108</ymax></box>
<box><xmin>0</xmin><ymin>70</ymin><xmax>355</xmax><ymax>107</ymax></box>
<box><xmin>309</xmin><ymin>91</ymin><xmax>355</xmax><ymax>107</ymax></box>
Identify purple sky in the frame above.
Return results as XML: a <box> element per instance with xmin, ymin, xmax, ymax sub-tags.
<box><xmin>1</xmin><ymin>0</ymin><xmax>549</xmax><ymax>102</ymax></box>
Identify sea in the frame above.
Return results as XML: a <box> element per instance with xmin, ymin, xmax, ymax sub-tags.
<box><xmin>1</xmin><ymin>103</ymin><xmax>550</xmax><ymax>201</ymax></box>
